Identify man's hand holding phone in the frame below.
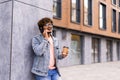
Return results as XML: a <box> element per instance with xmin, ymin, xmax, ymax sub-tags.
<box><xmin>43</xmin><ymin>28</ymin><xmax>50</xmax><ymax>40</ymax></box>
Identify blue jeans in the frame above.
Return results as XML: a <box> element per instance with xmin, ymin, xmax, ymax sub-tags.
<box><xmin>35</xmin><ymin>69</ymin><xmax>60</xmax><ymax>80</ymax></box>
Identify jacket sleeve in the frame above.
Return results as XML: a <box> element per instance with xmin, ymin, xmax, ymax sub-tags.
<box><xmin>32</xmin><ymin>37</ymin><xmax>49</xmax><ymax>56</ymax></box>
<box><xmin>58</xmin><ymin>54</ymin><xmax>64</xmax><ymax>60</ymax></box>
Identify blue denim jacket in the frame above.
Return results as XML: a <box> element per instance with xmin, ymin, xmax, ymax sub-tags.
<box><xmin>31</xmin><ymin>34</ymin><xmax>64</xmax><ymax>76</ymax></box>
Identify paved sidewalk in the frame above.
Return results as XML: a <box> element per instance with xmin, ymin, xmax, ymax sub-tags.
<box><xmin>60</xmin><ymin>61</ymin><xmax>120</xmax><ymax>80</ymax></box>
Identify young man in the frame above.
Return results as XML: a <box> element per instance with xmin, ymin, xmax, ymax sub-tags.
<box><xmin>31</xmin><ymin>17</ymin><xmax>68</xmax><ymax>80</ymax></box>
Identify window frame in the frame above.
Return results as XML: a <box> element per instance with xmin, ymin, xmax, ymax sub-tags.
<box><xmin>117</xmin><ymin>41</ymin><xmax>120</xmax><ymax>60</ymax></box>
<box><xmin>119</xmin><ymin>0</ymin><xmax>120</xmax><ymax>7</ymax></box>
<box><xmin>111</xmin><ymin>0</ymin><xmax>116</xmax><ymax>5</ymax></box>
<box><xmin>53</xmin><ymin>0</ymin><xmax>62</xmax><ymax>19</ymax></box>
<box><xmin>70</xmin><ymin>0</ymin><xmax>80</xmax><ymax>23</ymax></box>
<box><xmin>112</xmin><ymin>9</ymin><xmax>116</xmax><ymax>32</ymax></box>
<box><xmin>99</xmin><ymin>3</ymin><xmax>106</xmax><ymax>30</ymax></box>
<box><xmin>118</xmin><ymin>12</ymin><xmax>120</xmax><ymax>33</ymax></box>
<box><xmin>70</xmin><ymin>34</ymin><xmax>84</xmax><ymax>64</ymax></box>
<box><xmin>91</xmin><ymin>38</ymin><xmax>100</xmax><ymax>63</ymax></box>
<box><xmin>106</xmin><ymin>40</ymin><xmax>113</xmax><ymax>62</ymax></box>
<box><xmin>83</xmin><ymin>0</ymin><xmax>93</xmax><ymax>26</ymax></box>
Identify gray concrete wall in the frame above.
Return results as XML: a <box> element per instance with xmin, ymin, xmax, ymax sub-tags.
<box><xmin>100</xmin><ymin>38</ymin><xmax>107</xmax><ymax>62</ymax></box>
<box><xmin>112</xmin><ymin>41</ymin><xmax>117</xmax><ymax>61</ymax></box>
<box><xmin>84</xmin><ymin>35</ymin><xmax>92</xmax><ymax>64</ymax></box>
<box><xmin>0</xmin><ymin>1</ymin><xmax>12</xmax><ymax>80</ymax></box>
<box><xmin>0</xmin><ymin>0</ymin><xmax>52</xmax><ymax>80</ymax></box>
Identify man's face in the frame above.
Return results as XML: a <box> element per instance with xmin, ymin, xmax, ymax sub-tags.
<box><xmin>43</xmin><ymin>22</ymin><xmax>53</xmax><ymax>33</ymax></box>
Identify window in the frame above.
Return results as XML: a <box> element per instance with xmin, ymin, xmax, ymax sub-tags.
<box><xmin>71</xmin><ymin>0</ymin><xmax>80</xmax><ymax>23</ymax></box>
<box><xmin>119</xmin><ymin>0</ymin><xmax>120</xmax><ymax>7</ymax></box>
<box><xmin>117</xmin><ymin>41</ymin><xmax>120</xmax><ymax>60</ymax></box>
<box><xmin>112</xmin><ymin>0</ymin><xmax>116</xmax><ymax>5</ymax></box>
<box><xmin>70</xmin><ymin>34</ymin><xmax>83</xmax><ymax>65</ymax></box>
<box><xmin>118</xmin><ymin>12</ymin><xmax>120</xmax><ymax>33</ymax></box>
<box><xmin>112</xmin><ymin>9</ymin><xmax>116</xmax><ymax>32</ymax></box>
<box><xmin>92</xmin><ymin>38</ymin><xmax>100</xmax><ymax>63</ymax></box>
<box><xmin>53</xmin><ymin>0</ymin><xmax>61</xmax><ymax>18</ymax></box>
<box><xmin>106</xmin><ymin>40</ymin><xmax>113</xmax><ymax>61</ymax></box>
<box><xmin>84</xmin><ymin>0</ymin><xmax>92</xmax><ymax>26</ymax></box>
<box><xmin>99</xmin><ymin>3</ymin><xmax>106</xmax><ymax>30</ymax></box>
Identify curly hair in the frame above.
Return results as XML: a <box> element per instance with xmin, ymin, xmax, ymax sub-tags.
<box><xmin>37</xmin><ymin>17</ymin><xmax>53</xmax><ymax>33</ymax></box>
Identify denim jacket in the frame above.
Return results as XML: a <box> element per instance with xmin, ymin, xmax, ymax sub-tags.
<box><xmin>31</xmin><ymin>34</ymin><xmax>64</xmax><ymax>76</ymax></box>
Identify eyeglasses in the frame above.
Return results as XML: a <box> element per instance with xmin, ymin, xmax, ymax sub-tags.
<box><xmin>44</xmin><ymin>23</ymin><xmax>53</xmax><ymax>27</ymax></box>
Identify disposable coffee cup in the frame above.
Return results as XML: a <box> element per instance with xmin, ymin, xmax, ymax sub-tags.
<box><xmin>62</xmin><ymin>46</ymin><xmax>69</xmax><ymax>54</ymax></box>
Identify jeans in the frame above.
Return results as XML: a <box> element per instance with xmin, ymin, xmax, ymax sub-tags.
<box><xmin>35</xmin><ymin>69</ymin><xmax>61</xmax><ymax>80</ymax></box>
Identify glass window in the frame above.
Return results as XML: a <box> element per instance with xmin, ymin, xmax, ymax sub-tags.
<box><xmin>70</xmin><ymin>34</ymin><xmax>83</xmax><ymax>65</ymax></box>
<box><xmin>112</xmin><ymin>0</ymin><xmax>116</xmax><ymax>5</ymax></box>
<box><xmin>53</xmin><ymin>0</ymin><xmax>61</xmax><ymax>18</ymax></box>
<box><xmin>117</xmin><ymin>41</ymin><xmax>120</xmax><ymax>60</ymax></box>
<box><xmin>84</xmin><ymin>0</ymin><xmax>92</xmax><ymax>26</ymax></box>
<box><xmin>118</xmin><ymin>12</ymin><xmax>120</xmax><ymax>33</ymax></box>
<box><xmin>119</xmin><ymin>0</ymin><xmax>120</xmax><ymax>7</ymax></box>
<box><xmin>71</xmin><ymin>0</ymin><xmax>80</xmax><ymax>23</ymax></box>
<box><xmin>99</xmin><ymin>3</ymin><xmax>106</xmax><ymax>29</ymax></box>
<box><xmin>106</xmin><ymin>40</ymin><xmax>113</xmax><ymax>62</ymax></box>
<box><xmin>112</xmin><ymin>9</ymin><xmax>116</xmax><ymax>32</ymax></box>
<box><xmin>92</xmin><ymin>38</ymin><xmax>100</xmax><ymax>63</ymax></box>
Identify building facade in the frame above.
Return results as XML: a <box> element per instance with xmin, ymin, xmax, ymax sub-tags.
<box><xmin>53</xmin><ymin>0</ymin><xmax>120</xmax><ymax>67</ymax></box>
